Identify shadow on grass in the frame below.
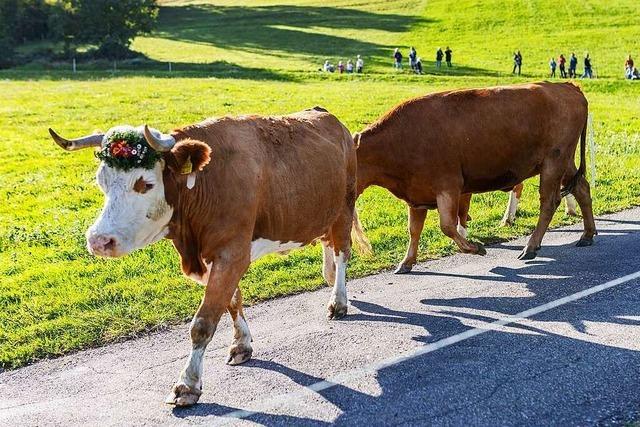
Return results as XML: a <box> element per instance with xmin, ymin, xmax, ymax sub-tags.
<box><xmin>153</xmin><ymin>4</ymin><xmax>430</xmax><ymax>63</ymax></box>
<box><xmin>0</xmin><ymin>59</ymin><xmax>299</xmax><ymax>82</ymax></box>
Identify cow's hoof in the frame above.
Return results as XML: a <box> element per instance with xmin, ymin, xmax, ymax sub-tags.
<box><xmin>226</xmin><ymin>344</ymin><xmax>252</xmax><ymax>366</ymax></box>
<box><xmin>327</xmin><ymin>302</ymin><xmax>348</xmax><ymax>320</ymax></box>
<box><xmin>475</xmin><ymin>244</ymin><xmax>487</xmax><ymax>256</ymax></box>
<box><xmin>518</xmin><ymin>249</ymin><xmax>537</xmax><ymax>260</ymax></box>
<box><xmin>166</xmin><ymin>383</ymin><xmax>202</xmax><ymax>407</ymax></box>
<box><xmin>576</xmin><ymin>238</ymin><xmax>593</xmax><ymax>247</ymax></box>
<box><xmin>394</xmin><ymin>263</ymin><xmax>413</xmax><ymax>274</ymax></box>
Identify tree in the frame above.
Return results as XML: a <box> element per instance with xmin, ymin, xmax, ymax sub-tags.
<box><xmin>67</xmin><ymin>0</ymin><xmax>158</xmax><ymax>59</ymax></box>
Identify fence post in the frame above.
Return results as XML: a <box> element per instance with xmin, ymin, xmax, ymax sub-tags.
<box><xmin>72</xmin><ymin>57</ymin><xmax>76</xmax><ymax>73</ymax></box>
<box><xmin>168</xmin><ymin>62</ymin><xmax>172</xmax><ymax>73</ymax></box>
<box><xmin>113</xmin><ymin>60</ymin><xmax>117</xmax><ymax>72</ymax></box>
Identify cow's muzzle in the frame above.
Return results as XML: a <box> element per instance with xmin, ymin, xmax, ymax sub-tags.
<box><xmin>87</xmin><ymin>233</ymin><xmax>120</xmax><ymax>257</ymax></box>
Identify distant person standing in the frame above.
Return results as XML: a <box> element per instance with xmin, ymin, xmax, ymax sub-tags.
<box><xmin>415</xmin><ymin>57</ymin><xmax>423</xmax><ymax>74</ymax></box>
<box><xmin>337</xmin><ymin>61</ymin><xmax>345</xmax><ymax>74</ymax></box>
<box><xmin>569</xmin><ymin>53</ymin><xmax>578</xmax><ymax>78</ymax></box>
<box><xmin>346</xmin><ymin>59</ymin><xmax>354</xmax><ymax>73</ymax></box>
<box><xmin>436</xmin><ymin>47</ymin><xmax>444</xmax><ymax>69</ymax></box>
<box><xmin>323</xmin><ymin>60</ymin><xmax>334</xmax><ymax>73</ymax></box>
<box><xmin>558</xmin><ymin>54</ymin><xmax>567</xmax><ymax>78</ymax></box>
<box><xmin>512</xmin><ymin>50</ymin><xmax>522</xmax><ymax>75</ymax></box>
<box><xmin>356</xmin><ymin>55</ymin><xmax>364</xmax><ymax>73</ymax></box>
<box><xmin>393</xmin><ymin>48</ymin><xmax>403</xmax><ymax>70</ymax></box>
<box><xmin>625</xmin><ymin>55</ymin><xmax>634</xmax><ymax>78</ymax></box>
<box><xmin>409</xmin><ymin>47</ymin><xmax>417</xmax><ymax>70</ymax></box>
<box><xmin>581</xmin><ymin>53</ymin><xmax>593</xmax><ymax>79</ymax></box>
<box><xmin>549</xmin><ymin>57</ymin><xmax>557</xmax><ymax>77</ymax></box>
<box><xmin>445</xmin><ymin>46</ymin><xmax>453</xmax><ymax>67</ymax></box>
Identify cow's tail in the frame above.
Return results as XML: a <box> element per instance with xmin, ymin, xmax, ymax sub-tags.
<box><xmin>561</xmin><ymin>114</ymin><xmax>588</xmax><ymax>197</ymax></box>
<box><xmin>351</xmin><ymin>208</ymin><xmax>373</xmax><ymax>256</ymax></box>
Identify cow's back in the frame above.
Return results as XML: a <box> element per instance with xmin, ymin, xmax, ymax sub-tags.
<box><xmin>178</xmin><ymin>110</ymin><xmax>355</xmax><ymax>243</ymax></box>
<box><xmin>357</xmin><ymin>82</ymin><xmax>587</xmax><ymax>202</ymax></box>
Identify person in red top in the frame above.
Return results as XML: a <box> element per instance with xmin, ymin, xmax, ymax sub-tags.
<box><xmin>558</xmin><ymin>54</ymin><xmax>567</xmax><ymax>78</ymax></box>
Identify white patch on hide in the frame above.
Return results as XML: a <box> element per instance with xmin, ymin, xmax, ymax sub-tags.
<box><xmin>456</xmin><ymin>224</ymin><xmax>468</xmax><ymax>238</ymax></box>
<box><xmin>250</xmin><ymin>239</ymin><xmax>302</xmax><ymax>261</ymax></box>
<box><xmin>188</xmin><ymin>261</ymin><xmax>212</xmax><ymax>286</ymax></box>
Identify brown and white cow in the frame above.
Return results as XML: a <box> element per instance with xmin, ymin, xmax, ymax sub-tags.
<box><xmin>352</xmin><ymin>82</ymin><xmax>596</xmax><ymax>274</ymax></box>
<box><xmin>49</xmin><ymin>107</ymin><xmax>359</xmax><ymax>406</ymax></box>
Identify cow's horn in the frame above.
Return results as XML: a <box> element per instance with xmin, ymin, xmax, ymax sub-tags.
<box><xmin>143</xmin><ymin>125</ymin><xmax>176</xmax><ymax>152</ymax></box>
<box><xmin>48</xmin><ymin>128</ymin><xmax>104</xmax><ymax>151</ymax></box>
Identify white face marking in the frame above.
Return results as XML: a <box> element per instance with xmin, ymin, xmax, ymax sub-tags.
<box><xmin>86</xmin><ymin>126</ymin><xmax>173</xmax><ymax>257</ymax></box>
<box><xmin>250</xmin><ymin>239</ymin><xmax>303</xmax><ymax>261</ymax></box>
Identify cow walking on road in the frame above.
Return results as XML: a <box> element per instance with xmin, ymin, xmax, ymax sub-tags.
<box><xmin>352</xmin><ymin>82</ymin><xmax>596</xmax><ymax>274</ymax></box>
<box><xmin>49</xmin><ymin>107</ymin><xmax>362</xmax><ymax>406</ymax></box>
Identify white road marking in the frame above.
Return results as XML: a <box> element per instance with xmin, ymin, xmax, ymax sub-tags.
<box><xmin>218</xmin><ymin>270</ymin><xmax>640</xmax><ymax>423</ymax></box>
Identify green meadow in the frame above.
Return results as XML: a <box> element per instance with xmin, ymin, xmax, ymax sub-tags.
<box><xmin>1</xmin><ymin>0</ymin><xmax>639</xmax><ymax>369</ymax></box>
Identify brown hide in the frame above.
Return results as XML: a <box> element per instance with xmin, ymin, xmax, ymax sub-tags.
<box><xmin>356</xmin><ymin>82</ymin><xmax>588</xmax><ymax>205</ymax></box>
<box><xmin>356</xmin><ymin>82</ymin><xmax>594</xmax><ymax>269</ymax></box>
<box><xmin>162</xmin><ymin>109</ymin><xmax>356</xmax><ymax>278</ymax></box>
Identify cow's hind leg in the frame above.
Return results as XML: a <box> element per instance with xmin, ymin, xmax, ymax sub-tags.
<box><xmin>326</xmin><ymin>203</ymin><xmax>353</xmax><ymax>320</ymax></box>
<box><xmin>437</xmin><ymin>190</ymin><xmax>486</xmax><ymax>255</ymax></box>
<box><xmin>566</xmin><ymin>171</ymin><xmax>596</xmax><ymax>246</ymax></box>
<box><xmin>226</xmin><ymin>287</ymin><xmax>253</xmax><ymax>365</ymax></box>
<box><xmin>501</xmin><ymin>182</ymin><xmax>524</xmax><ymax>226</ymax></box>
<box><xmin>396</xmin><ymin>206</ymin><xmax>427</xmax><ymax>274</ymax></box>
<box><xmin>457</xmin><ymin>193</ymin><xmax>472</xmax><ymax>238</ymax></box>
<box><xmin>519</xmin><ymin>166</ymin><xmax>563</xmax><ymax>260</ymax></box>
<box><xmin>166</xmin><ymin>249</ymin><xmax>250</xmax><ymax>407</ymax></box>
<box><xmin>564</xmin><ymin>194</ymin><xmax>579</xmax><ymax>216</ymax></box>
<box><xmin>321</xmin><ymin>239</ymin><xmax>336</xmax><ymax>285</ymax></box>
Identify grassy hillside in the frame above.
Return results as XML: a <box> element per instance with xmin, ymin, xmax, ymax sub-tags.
<box><xmin>1</xmin><ymin>0</ymin><xmax>640</xmax><ymax>369</ymax></box>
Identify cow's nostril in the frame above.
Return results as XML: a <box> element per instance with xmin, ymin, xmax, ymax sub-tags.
<box><xmin>103</xmin><ymin>237</ymin><xmax>116</xmax><ymax>251</ymax></box>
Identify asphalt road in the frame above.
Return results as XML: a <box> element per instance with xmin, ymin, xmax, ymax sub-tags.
<box><xmin>2</xmin><ymin>208</ymin><xmax>640</xmax><ymax>426</ymax></box>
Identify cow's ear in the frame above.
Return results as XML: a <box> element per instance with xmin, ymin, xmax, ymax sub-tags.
<box><xmin>166</xmin><ymin>139</ymin><xmax>211</xmax><ymax>175</ymax></box>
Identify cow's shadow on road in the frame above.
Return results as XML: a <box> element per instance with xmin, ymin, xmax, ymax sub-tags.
<box><xmin>173</xmin><ymin>225</ymin><xmax>640</xmax><ymax>425</ymax></box>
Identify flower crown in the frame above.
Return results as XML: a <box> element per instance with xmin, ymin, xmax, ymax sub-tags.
<box><xmin>95</xmin><ymin>130</ymin><xmax>163</xmax><ymax>171</ymax></box>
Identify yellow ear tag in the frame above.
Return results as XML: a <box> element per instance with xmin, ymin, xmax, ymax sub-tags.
<box><xmin>180</xmin><ymin>156</ymin><xmax>193</xmax><ymax>175</ymax></box>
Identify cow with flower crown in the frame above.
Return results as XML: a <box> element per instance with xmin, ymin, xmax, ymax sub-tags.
<box><xmin>48</xmin><ymin>106</ymin><xmax>369</xmax><ymax>406</ymax></box>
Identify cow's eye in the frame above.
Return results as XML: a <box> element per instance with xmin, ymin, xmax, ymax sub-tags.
<box><xmin>133</xmin><ymin>177</ymin><xmax>153</xmax><ymax>194</ymax></box>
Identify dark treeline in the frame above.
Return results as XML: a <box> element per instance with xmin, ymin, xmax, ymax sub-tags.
<box><xmin>0</xmin><ymin>0</ymin><xmax>158</xmax><ymax>68</ymax></box>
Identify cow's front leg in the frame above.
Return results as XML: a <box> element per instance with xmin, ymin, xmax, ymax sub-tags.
<box><xmin>166</xmin><ymin>249</ymin><xmax>250</xmax><ymax>407</ymax></box>
<box><xmin>437</xmin><ymin>190</ymin><xmax>486</xmax><ymax>255</ymax></box>
<box><xmin>226</xmin><ymin>287</ymin><xmax>253</xmax><ymax>365</ymax></box>
<box><xmin>396</xmin><ymin>206</ymin><xmax>427</xmax><ymax>274</ymax></box>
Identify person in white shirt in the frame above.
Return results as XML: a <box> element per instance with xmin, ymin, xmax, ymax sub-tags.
<box><xmin>356</xmin><ymin>55</ymin><xmax>364</xmax><ymax>73</ymax></box>
<box><xmin>346</xmin><ymin>59</ymin><xmax>354</xmax><ymax>73</ymax></box>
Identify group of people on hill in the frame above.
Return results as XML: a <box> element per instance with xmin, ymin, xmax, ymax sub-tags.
<box><xmin>625</xmin><ymin>55</ymin><xmax>640</xmax><ymax>80</ymax></box>
<box><xmin>393</xmin><ymin>46</ymin><xmax>453</xmax><ymax>74</ymax></box>
<box><xmin>322</xmin><ymin>55</ymin><xmax>364</xmax><ymax>74</ymax></box>
<box><xmin>321</xmin><ymin>48</ymin><xmax>634</xmax><ymax>79</ymax></box>
<box><xmin>546</xmin><ymin>53</ymin><xmax>591</xmax><ymax>78</ymax></box>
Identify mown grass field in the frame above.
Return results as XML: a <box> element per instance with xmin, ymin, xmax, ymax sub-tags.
<box><xmin>1</xmin><ymin>0</ymin><xmax>640</xmax><ymax>369</ymax></box>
